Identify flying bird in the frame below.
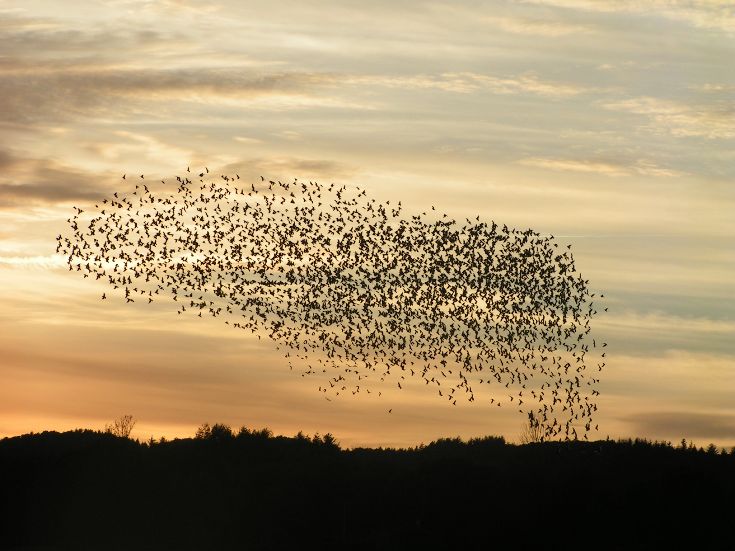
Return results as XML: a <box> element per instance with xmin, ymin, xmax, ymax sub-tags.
<box><xmin>60</xmin><ymin>169</ymin><xmax>607</xmax><ymax>440</ymax></box>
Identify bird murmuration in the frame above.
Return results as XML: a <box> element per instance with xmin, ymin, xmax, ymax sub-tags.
<box><xmin>58</xmin><ymin>170</ymin><xmax>607</xmax><ymax>440</ymax></box>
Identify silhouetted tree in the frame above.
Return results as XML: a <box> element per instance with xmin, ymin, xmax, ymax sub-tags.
<box><xmin>104</xmin><ymin>414</ymin><xmax>136</xmax><ymax>438</ymax></box>
<box><xmin>209</xmin><ymin>423</ymin><xmax>234</xmax><ymax>441</ymax></box>
<box><xmin>320</xmin><ymin>433</ymin><xmax>340</xmax><ymax>450</ymax></box>
<box><xmin>196</xmin><ymin>423</ymin><xmax>234</xmax><ymax>441</ymax></box>
<box><xmin>519</xmin><ymin>418</ymin><xmax>544</xmax><ymax>444</ymax></box>
<box><xmin>251</xmin><ymin>427</ymin><xmax>273</xmax><ymax>439</ymax></box>
<box><xmin>195</xmin><ymin>423</ymin><xmax>211</xmax><ymax>439</ymax></box>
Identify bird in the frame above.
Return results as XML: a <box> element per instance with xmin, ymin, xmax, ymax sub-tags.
<box><xmin>59</xmin><ymin>167</ymin><xmax>606</xmax><ymax>440</ymax></box>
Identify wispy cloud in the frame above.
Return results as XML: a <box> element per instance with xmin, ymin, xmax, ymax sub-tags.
<box><xmin>0</xmin><ymin>255</ymin><xmax>66</xmax><ymax>269</ymax></box>
<box><xmin>600</xmin><ymin>311</ymin><xmax>735</xmax><ymax>338</ymax></box>
<box><xmin>521</xmin><ymin>0</ymin><xmax>735</xmax><ymax>33</ymax></box>
<box><xmin>696</xmin><ymin>83</ymin><xmax>735</xmax><ymax>93</ymax></box>
<box><xmin>0</xmin><ymin>150</ymin><xmax>110</xmax><ymax>207</ymax></box>
<box><xmin>87</xmin><ymin>131</ymin><xmax>193</xmax><ymax>166</ymax></box>
<box><xmin>482</xmin><ymin>15</ymin><xmax>593</xmax><ymax>36</ymax></box>
<box><xmin>0</xmin><ymin>66</ymin><xmax>362</xmax><ymax>124</ymax></box>
<box><xmin>233</xmin><ymin>136</ymin><xmax>263</xmax><ymax>145</ymax></box>
<box><xmin>221</xmin><ymin>156</ymin><xmax>357</xmax><ymax>181</ymax></box>
<box><xmin>602</xmin><ymin>96</ymin><xmax>735</xmax><ymax>139</ymax></box>
<box><xmin>345</xmin><ymin>72</ymin><xmax>589</xmax><ymax>97</ymax></box>
<box><xmin>518</xmin><ymin>156</ymin><xmax>683</xmax><ymax>177</ymax></box>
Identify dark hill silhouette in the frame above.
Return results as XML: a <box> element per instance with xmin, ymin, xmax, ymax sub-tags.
<box><xmin>1</xmin><ymin>427</ymin><xmax>733</xmax><ymax>550</ymax></box>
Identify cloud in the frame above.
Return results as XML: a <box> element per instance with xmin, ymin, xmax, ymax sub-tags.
<box><xmin>233</xmin><ymin>136</ymin><xmax>263</xmax><ymax>145</ymax></box>
<box><xmin>696</xmin><ymin>83</ymin><xmax>735</xmax><ymax>93</ymax></box>
<box><xmin>0</xmin><ymin>150</ymin><xmax>110</xmax><ymax>208</ymax></box>
<box><xmin>131</xmin><ymin>0</ymin><xmax>224</xmax><ymax>16</ymax></box>
<box><xmin>0</xmin><ymin>255</ymin><xmax>66</xmax><ymax>269</ymax></box>
<box><xmin>602</xmin><ymin>96</ymin><xmax>735</xmax><ymax>140</ymax></box>
<box><xmin>0</xmin><ymin>147</ymin><xmax>354</xmax><ymax>209</ymax></box>
<box><xmin>518</xmin><ymin>156</ymin><xmax>683</xmax><ymax>177</ymax></box>
<box><xmin>0</xmin><ymin>66</ymin><xmax>352</xmax><ymax>124</ymax></box>
<box><xmin>0</xmin><ymin>65</ymin><xmax>586</xmax><ymax>127</ymax></box>
<box><xmin>520</xmin><ymin>0</ymin><xmax>735</xmax><ymax>33</ymax></box>
<box><xmin>0</xmin><ymin>180</ymin><xmax>101</xmax><ymax>206</ymax></box>
<box><xmin>482</xmin><ymin>15</ymin><xmax>593</xmax><ymax>36</ymax></box>
<box><xmin>221</xmin><ymin>156</ymin><xmax>357</xmax><ymax>181</ymax></box>
<box><xmin>344</xmin><ymin>72</ymin><xmax>589</xmax><ymax>97</ymax></box>
<box><xmin>519</xmin><ymin>157</ymin><xmax>628</xmax><ymax>176</ymax></box>
<box><xmin>598</xmin><ymin>311</ymin><xmax>735</xmax><ymax>348</ymax></box>
<box><xmin>0</xmin><ymin>11</ymin><xmax>195</xmax><ymax>69</ymax></box>
<box><xmin>88</xmin><ymin>131</ymin><xmax>193</xmax><ymax>166</ymax></box>
<box><xmin>624</xmin><ymin>411</ymin><xmax>735</xmax><ymax>441</ymax></box>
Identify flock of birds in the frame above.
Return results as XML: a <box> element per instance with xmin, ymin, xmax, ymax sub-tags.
<box><xmin>59</xmin><ymin>168</ymin><xmax>606</xmax><ymax>440</ymax></box>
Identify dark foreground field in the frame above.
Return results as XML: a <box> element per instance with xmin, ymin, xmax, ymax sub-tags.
<box><xmin>2</xmin><ymin>428</ymin><xmax>733</xmax><ymax>550</ymax></box>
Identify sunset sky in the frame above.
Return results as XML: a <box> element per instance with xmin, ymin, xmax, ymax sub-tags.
<box><xmin>1</xmin><ymin>0</ymin><xmax>733</xmax><ymax>448</ymax></box>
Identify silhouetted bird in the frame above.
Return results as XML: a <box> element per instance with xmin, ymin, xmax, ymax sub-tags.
<box><xmin>59</xmin><ymin>167</ymin><xmax>607</xmax><ymax>440</ymax></box>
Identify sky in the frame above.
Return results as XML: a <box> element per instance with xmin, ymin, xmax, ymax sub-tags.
<box><xmin>1</xmin><ymin>0</ymin><xmax>733</xmax><ymax>448</ymax></box>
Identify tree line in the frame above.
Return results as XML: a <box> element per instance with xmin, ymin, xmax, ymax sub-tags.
<box><xmin>2</xmin><ymin>422</ymin><xmax>733</xmax><ymax>550</ymax></box>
